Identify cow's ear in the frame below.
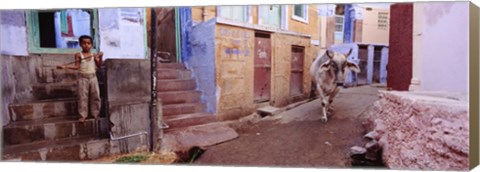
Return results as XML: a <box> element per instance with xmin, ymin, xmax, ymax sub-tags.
<box><xmin>320</xmin><ymin>61</ymin><xmax>330</xmax><ymax>72</ymax></box>
<box><xmin>326</xmin><ymin>50</ymin><xmax>334</xmax><ymax>59</ymax></box>
<box><xmin>346</xmin><ymin>61</ymin><xmax>360</xmax><ymax>73</ymax></box>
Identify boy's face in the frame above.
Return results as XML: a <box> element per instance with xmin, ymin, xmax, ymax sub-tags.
<box><xmin>80</xmin><ymin>38</ymin><xmax>92</xmax><ymax>52</ymax></box>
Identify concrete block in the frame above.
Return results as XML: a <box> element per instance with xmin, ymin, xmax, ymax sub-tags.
<box><xmin>161</xmin><ymin>123</ymin><xmax>239</xmax><ymax>152</ymax></box>
<box><xmin>257</xmin><ymin>106</ymin><xmax>282</xmax><ymax>117</ymax></box>
<box><xmin>164</xmin><ymin>113</ymin><xmax>216</xmax><ymax>130</ymax></box>
<box><xmin>108</xmin><ymin>102</ymin><xmax>150</xmax><ymax>139</ymax></box>
<box><xmin>105</xmin><ymin>59</ymin><xmax>151</xmax><ymax>103</ymax></box>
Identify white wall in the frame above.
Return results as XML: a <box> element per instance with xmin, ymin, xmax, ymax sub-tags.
<box><xmin>99</xmin><ymin>8</ymin><xmax>146</xmax><ymax>59</ymax></box>
<box><xmin>0</xmin><ymin>10</ymin><xmax>28</xmax><ymax>56</ymax></box>
<box><xmin>415</xmin><ymin>2</ymin><xmax>469</xmax><ymax>93</ymax></box>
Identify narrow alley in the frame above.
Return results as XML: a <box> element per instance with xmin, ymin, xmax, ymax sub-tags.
<box><xmin>192</xmin><ymin>85</ymin><xmax>383</xmax><ymax>168</ymax></box>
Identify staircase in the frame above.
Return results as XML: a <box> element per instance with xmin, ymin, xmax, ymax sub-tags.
<box><xmin>156</xmin><ymin>63</ymin><xmax>238</xmax><ymax>151</ymax></box>
<box><xmin>156</xmin><ymin>63</ymin><xmax>217</xmax><ymax>131</ymax></box>
<box><xmin>2</xmin><ymin>67</ymin><xmax>111</xmax><ymax>161</ymax></box>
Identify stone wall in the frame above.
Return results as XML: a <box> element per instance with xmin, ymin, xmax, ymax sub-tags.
<box><xmin>361</xmin><ymin>91</ymin><xmax>468</xmax><ymax>170</ymax></box>
<box><xmin>105</xmin><ymin>59</ymin><xmax>152</xmax><ymax>153</ymax></box>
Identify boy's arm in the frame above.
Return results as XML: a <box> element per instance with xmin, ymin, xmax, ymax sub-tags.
<box><xmin>94</xmin><ymin>52</ymin><xmax>103</xmax><ymax>68</ymax></box>
<box><xmin>58</xmin><ymin>53</ymin><xmax>81</xmax><ymax>70</ymax></box>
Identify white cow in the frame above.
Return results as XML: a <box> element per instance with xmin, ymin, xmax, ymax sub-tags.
<box><xmin>309</xmin><ymin>48</ymin><xmax>360</xmax><ymax>123</ymax></box>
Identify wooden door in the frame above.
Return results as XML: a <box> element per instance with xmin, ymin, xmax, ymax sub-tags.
<box><xmin>254</xmin><ymin>32</ymin><xmax>271</xmax><ymax>102</ymax></box>
<box><xmin>290</xmin><ymin>46</ymin><xmax>304</xmax><ymax>97</ymax></box>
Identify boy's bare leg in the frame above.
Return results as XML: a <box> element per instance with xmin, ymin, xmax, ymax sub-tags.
<box><xmin>78</xmin><ymin>77</ymin><xmax>88</xmax><ymax>122</ymax></box>
<box><xmin>89</xmin><ymin>76</ymin><xmax>101</xmax><ymax>120</ymax></box>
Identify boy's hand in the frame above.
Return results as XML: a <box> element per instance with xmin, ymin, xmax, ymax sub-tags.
<box><xmin>56</xmin><ymin>65</ymin><xmax>65</xmax><ymax>69</ymax></box>
<box><xmin>95</xmin><ymin>52</ymin><xmax>104</xmax><ymax>61</ymax></box>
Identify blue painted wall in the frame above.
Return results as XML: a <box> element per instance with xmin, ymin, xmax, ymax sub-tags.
<box><xmin>343</xmin><ymin>4</ymin><xmax>353</xmax><ymax>44</ymax></box>
<box><xmin>179</xmin><ymin>7</ymin><xmax>192</xmax><ymax>62</ymax></box>
<box><xmin>185</xmin><ymin>18</ymin><xmax>217</xmax><ymax>114</ymax></box>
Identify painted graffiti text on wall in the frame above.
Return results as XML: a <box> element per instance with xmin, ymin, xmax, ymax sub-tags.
<box><xmin>218</xmin><ymin>27</ymin><xmax>253</xmax><ymax>58</ymax></box>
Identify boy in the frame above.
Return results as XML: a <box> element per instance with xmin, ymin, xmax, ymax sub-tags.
<box><xmin>57</xmin><ymin>35</ymin><xmax>103</xmax><ymax>123</ymax></box>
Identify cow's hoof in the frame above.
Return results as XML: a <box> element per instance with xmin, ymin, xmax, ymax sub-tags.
<box><xmin>321</xmin><ymin>117</ymin><xmax>328</xmax><ymax>123</ymax></box>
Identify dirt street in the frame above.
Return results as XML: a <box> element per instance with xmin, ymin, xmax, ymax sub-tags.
<box><xmin>192</xmin><ymin>85</ymin><xmax>384</xmax><ymax>168</ymax></box>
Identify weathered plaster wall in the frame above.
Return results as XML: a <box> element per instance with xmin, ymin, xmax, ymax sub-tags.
<box><xmin>213</xmin><ymin>23</ymin><xmax>315</xmax><ymax>120</ymax></box>
<box><xmin>416</xmin><ymin>2</ymin><xmax>469</xmax><ymax>93</ymax></box>
<box><xmin>192</xmin><ymin>6</ymin><xmax>217</xmax><ymax>24</ymax></box>
<box><xmin>187</xmin><ymin>19</ymin><xmax>217</xmax><ymax>114</ymax></box>
<box><xmin>353</xmin><ymin>19</ymin><xmax>363</xmax><ymax>42</ymax></box>
<box><xmin>271</xmin><ymin>34</ymin><xmax>313</xmax><ymax>107</ymax></box>
<box><xmin>288</xmin><ymin>5</ymin><xmax>320</xmax><ymax>41</ymax></box>
<box><xmin>99</xmin><ymin>8</ymin><xmax>146</xmax><ymax>59</ymax></box>
<box><xmin>215</xmin><ymin>24</ymin><xmax>255</xmax><ymax>120</ymax></box>
<box><xmin>0</xmin><ymin>10</ymin><xmax>28</xmax><ymax>56</ymax></box>
<box><xmin>325</xmin><ymin>16</ymin><xmax>336</xmax><ymax>48</ymax></box>
<box><xmin>105</xmin><ymin>60</ymin><xmax>150</xmax><ymax>103</ymax></box>
<box><xmin>105</xmin><ymin>59</ymin><xmax>151</xmax><ymax>150</ymax></box>
<box><xmin>361</xmin><ymin>8</ymin><xmax>390</xmax><ymax>45</ymax></box>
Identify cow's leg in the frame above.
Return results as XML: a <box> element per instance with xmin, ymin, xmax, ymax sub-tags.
<box><xmin>321</xmin><ymin>98</ymin><xmax>329</xmax><ymax>123</ymax></box>
<box><xmin>316</xmin><ymin>83</ymin><xmax>329</xmax><ymax>123</ymax></box>
<box><xmin>328</xmin><ymin>86</ymin><xmax>340</xmax><ymax>113</ymax></box>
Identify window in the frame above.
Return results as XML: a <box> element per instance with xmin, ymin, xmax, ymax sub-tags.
<box><xmin>334</xmin><ymin>4</ymin><xmax>345</xmax><ymax>43</ymax></box>
<box><xmin>334</xmin><ymin>15</ymin><xmax>344</xmax><ymax>41</ymax></box>
<box><xmin>377</xmin><ymin>12</ymin><xmax>389</xmax><ymax>30</ymax></box>
<box><xmin>292</xmin><ymin>5</ymin><xmax>308</xmax><ymax>23</ymax></box>
<box><xmin>26</xmin><ymin>9</ymin><xmax>98</xmax><ymax>53</ymax></box>
<box><xmin>218</xmin><ymin>6</ymin><xmax>248</xmax><ymax>23</ymax></box>
<box><xmin>259</xmin><ymin>5</ymin><xmax>282</xmax><ymax>28</ymax></box>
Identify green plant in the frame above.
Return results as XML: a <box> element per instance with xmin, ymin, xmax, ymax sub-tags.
<box><xmin>115</xmin><ymin>155</ymin><xmax>148</xmax><ymax>163</ymax></box>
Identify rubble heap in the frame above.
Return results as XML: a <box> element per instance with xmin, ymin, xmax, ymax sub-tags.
<box><xmin>353</xmin><ymin>91</ymin><xmax>468</xmax><ymax>170</ymax></box>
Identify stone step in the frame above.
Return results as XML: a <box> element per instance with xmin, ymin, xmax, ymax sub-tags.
<box><xmin>36</xmin><ymin>67</ymin><xmax>78</xmax><ymax>83</ymax></box>
<box><xmin>157</xmin><ymin>63</ymin><xmax>186</xmax><ymax>70</ymax></box>
<box><xmin>164</xmin><ymin>113</ymin><xmax>217</xmax><ymax>130</ymax></box>
<box><xmin>8</xmin><ymin>99</ymin><xmax>77</xmax><ymax>122</ymax></box>
<box><xmin>157</xmin><ymin>69</ymin><xmax>192</xmax><ymax>80</ymax></box>
<box><xmin>157</xmin><ymin>79</ymin><xmax>196</xmax><ymax>92</ymax></box>
<box><xmin>161</xmin><ymin>122</ymin><xmax>239</xmax><ymax>152</ymax></box>
<box><xmin>157</xmin><ymin>90</ymin><xmax>201</xmax><ymax>105</ymax></box>
<box><xmin>162</xmin><ymin>103</ymin><xmax>206</xmax><ymax>116</ymax></box>
<box><xmin>2</xmin><ymin>136</ymin><xmax>113</xmax><ymax>161</ymax></box>
<box><xmin>3</xmin><ymin>117</ymin><xmax>108</xmax><ymax>146</ymax></box>
<box><xmin>32</xmin><ymin>82</ymin><xmax>77</xmax><ymax>100</ymax></box>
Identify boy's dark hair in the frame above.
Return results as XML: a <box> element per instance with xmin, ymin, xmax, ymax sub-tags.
<box><xmin>79</xmin><ymin>35</ymin><xmax>93</xmax><ymax>43</ymax></box>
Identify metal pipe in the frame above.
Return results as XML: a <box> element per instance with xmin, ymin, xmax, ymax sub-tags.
<box><xmin>110</xmin><ymin>132</ymin><xmax>148</xmax><ymax>141</ymax></box>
